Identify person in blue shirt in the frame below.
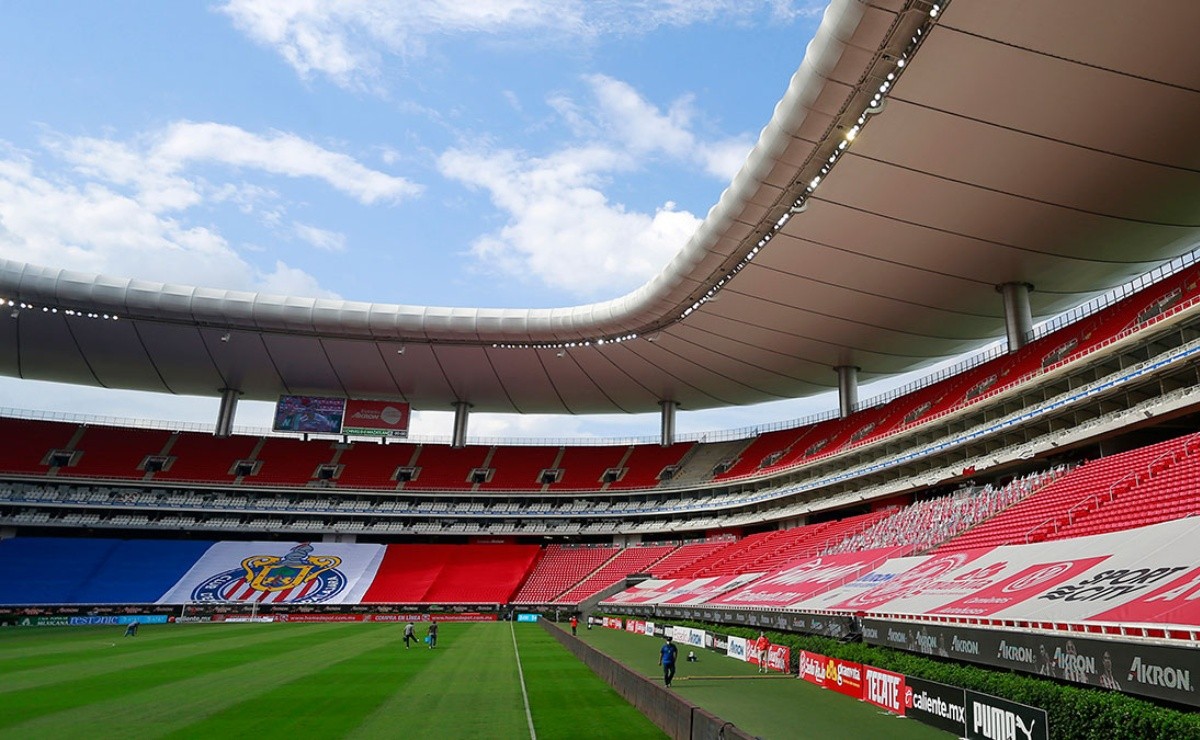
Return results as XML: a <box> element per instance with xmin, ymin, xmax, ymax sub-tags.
<box><xmin>659</xmin><ymin>636</ymin><xmax>679</xmax><ymax>687</ymax></box>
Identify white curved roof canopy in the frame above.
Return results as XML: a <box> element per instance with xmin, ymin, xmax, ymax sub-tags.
<box><xmin>2</xmin><ymin>0</ymin><xmax>1199</xmax><ymax>414</ymax></box>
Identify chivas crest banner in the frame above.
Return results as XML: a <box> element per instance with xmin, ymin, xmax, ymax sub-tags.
<box><xmin>157</xmin><ymin>542</ymin><xmax>384</xmax><ymax>604</ymax></box>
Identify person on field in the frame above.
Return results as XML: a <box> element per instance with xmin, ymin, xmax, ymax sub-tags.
<box><xmin>755</xmin><ymin>632</ymin><xmax>770</xmax><ymax>673</ymax></box>
<box><xmin>570</xmin><ymin>615</ymin><xmax>579</xmax><ymax>636</ymax></box>
<box><xmin>660</xmin><ymin>636</ymin><xmax>679</xmax><ymax>687</ymax></box>
<box><xmin>403</xmin><ymin>621</ymin><xmax>418</xmax><ymax>649</ymax></box>
<box><xmin>124</xmin><ymin>620</ymin><xmax>139</xmax><ymax>637</ymax></box>
<box><xmin>427</xmin><ymin>619</ymin><xmax>439</xmax><ymax>649</ymax></box>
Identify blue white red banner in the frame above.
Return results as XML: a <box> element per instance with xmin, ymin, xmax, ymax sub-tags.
<box><xmin>157</xmin><ymin>541</ymin><xmax>384</xmax><ymax>605</ymax></box>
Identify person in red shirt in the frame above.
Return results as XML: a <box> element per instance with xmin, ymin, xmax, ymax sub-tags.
<box><xmin>569</xmin><ymin>615</ymin><xmax>579</xmax><ymax>636</ymax></box>
<box><xmin>755</xmin><ymin>632</ymin><xmax>771</xmax><ymax>673</ymax></box>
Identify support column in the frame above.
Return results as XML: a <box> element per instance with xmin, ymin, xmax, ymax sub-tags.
<box><xmin>659</xmin><ymin>400</ymin><xmax>679</xmax><ymax>447</ymax></box>
<box><xmin>997</xmin><ymin>282</ymin><xmax>1034</xmax><ymax>353</ymax></box>
<box><xmin>215</xmin><ymin>387</ymin><xmax>241</xmax><ymax>438</ymax></box>
<box><xmin>835</xmin><ymin>366</ymin><xmax>859</xmax><ymax>419</ymax></box>
<box><xmin>451</xmin><ymin>401</ymin><xmax>472</xmax><ymax>449</ymax></box>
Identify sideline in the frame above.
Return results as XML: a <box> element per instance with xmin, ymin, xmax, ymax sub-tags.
<box><xmin>510</xmin><ymin>619</ymin><xmax>538</xmax><ymax>740</ymax></box>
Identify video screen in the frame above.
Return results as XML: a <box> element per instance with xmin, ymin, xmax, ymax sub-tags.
<box><xmin>272</xmin><ymin>395</ymin><xmax>346</xmax><ymax>434</ymax></box>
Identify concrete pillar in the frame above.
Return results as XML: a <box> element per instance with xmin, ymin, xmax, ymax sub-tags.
<box><xmin>659</xmin><ymin>400</ymin><xmax>679</xmax><ymax>447</ymax></box>
<box><xmin>836</xmin><ymin>365</ymin><xmax>859</xmax><ymax>419</ymax></box>
<box><xmin>215</xmin><ymin>387</ymin><xmax>241</xmax><ymax>438</ymax></box>
<box><xmin>451</xmin><ymin>401</ymin><xmax>472</xmax><ymax>448</ymax></box>
<box><xmin>998</xmin><ymin>282</ymin><xmax>1034</xmax><ymax>353</ymax></box>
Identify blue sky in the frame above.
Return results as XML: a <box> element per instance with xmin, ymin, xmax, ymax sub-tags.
<box><xmin>0</xmin><ymin>0</ymin><xmax>913</xmax><ymax>440</ymax></box>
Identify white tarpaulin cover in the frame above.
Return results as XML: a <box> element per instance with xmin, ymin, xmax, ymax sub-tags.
<box><xmin>706</xmin><ymin>547</ymin><xmax>904</xmax><ymax>608</ymax></box>
<box><xmin>602</xmin><ymin>573</ymin><xmax>764</xmax><ymax>606</ymax></box>
<box><xmin>158</xmin><ymin>541</ymin><xmax>385</xmax><ymax>604</ymax></box>
<box><xmin>790</xmin><ymin>518</ymin><xmax>1200</xmax><ymax>627</ymax></box>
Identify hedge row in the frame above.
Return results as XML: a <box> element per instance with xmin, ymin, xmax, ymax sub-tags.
<box><xmin>633</xmin><ymin>616</ymin><xmax>1200</xmax><ymax>740</ymax></box>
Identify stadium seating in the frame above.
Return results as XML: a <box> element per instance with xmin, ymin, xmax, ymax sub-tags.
<box><xmin>0</xmin><ymin>417</ymin><xmax>80</xmax><ymax>475</ymax></box>
<box><xmin>511</xmin><ymin>544</ymin><xmax>619</xmax><ymax>603</ymax></box>
<box><xmin>55</xmin><ymin>425</ymin><xmax>171</xmax><ymax>480</ymax></box>
<box><xmin>653</xmin><ymin>539</ymin><xmax>737</xmax><ymax>578</ymax></box>
<box><xmin>406</xmin><ymin>444</ymin><xmax>490</xmax><ymax>490</ymax></box>
<box><xmin>552</xmin><ymin>445</ymin><xmax>632</xmax><ymax>490</ymax></box>
<box><xmin>555</xmin><ymin>544</ymin><xmax>677</xmax><ymax>603</ymax></box>
<box><xmin>938</xmin><ymin>435</ymin><xmax>1195</xmax><ymax>551</ymax></box>
<box><xmin>480</xmin><ymin>445</ymin><xmax>561</xmax><ymax>490</ymax></box>
<box><xmin>607</xmin><ymin>442</ymin><xmax>695</xmax><ymax>489</ymax></box>
<box><xmin>825</xmin><ymin>471</ymin><xmax>1063</xmax><ymax>556</ymax></box>
<box><xmin>712</xmin><ymin>427</ymin><xmax>812</xmax><ymax>480</ymax></box>
<box><xmin>333</xmin><ymin>440</ymin><xmax>420</xmax><ymax>489</ymax></box>
<box><xmin>245</xmin><ymin>437</ymin><xmax>337</xmax><ymax>486</ymax></box>
<box><xmin>151</xmin><ymin>432</ymin><xmax>259</xmax><ymax>483</ymax></box>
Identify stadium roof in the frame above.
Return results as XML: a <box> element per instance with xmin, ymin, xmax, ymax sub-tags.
<box><xmin>1</xmin><ymin>0</ymin><xmax>1198</xmax><ymax>415</ymax></box>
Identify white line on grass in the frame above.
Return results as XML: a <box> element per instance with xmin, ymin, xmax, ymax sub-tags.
<box><xmin>510</xmin><ymin>620</ymin><xmax>538</xmax><ymax>740</ymax></box>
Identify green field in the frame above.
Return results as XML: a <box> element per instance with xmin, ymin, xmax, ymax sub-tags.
<box><xmin>577</xmin><ymin>624</ymin><xmax>950</xmax><ymax>740</ymax></box>
<box><xmin>0</xmin><ymin>621</ymin><xmax>951</xmax><ymax>739</ymax></box>
<box><xmin>0</xmin><ymin>621</ymin><xmax>663</xmax><ymax>739</ymax></box>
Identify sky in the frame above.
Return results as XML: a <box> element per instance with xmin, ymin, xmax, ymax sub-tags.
<box><xmin>0</xmin><ymin>0</ymin><xmax>949</xmax><ymax>442</ymax></box>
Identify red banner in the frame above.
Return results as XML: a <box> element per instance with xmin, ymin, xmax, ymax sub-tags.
<box><xmin>798</xmin><ymin>650</ymin><xmax>828</xmax><ymax>687</ymax></box>
<box><xmin>342</xmin><ymin>399</ymin><xmax>411</xmax><ymax>437</ymax></box>
<box><xmin>823</xmin><ymin>656</ymin><xmax>864</xmax><ymax>699</ymax></box>
<box><xmin>766</xmin><ymin>644</ymin><xmax>791</xmax><ymax>673</ymax></box>
<box><xmin>271</xmin><ymin>612</ymin><xmax>497</xmax><ymax>623</ymax></box>
<box><xmin>863</xmin><ymin>665</ymin><xmax>907</xmax><ymax>715</ymax></box>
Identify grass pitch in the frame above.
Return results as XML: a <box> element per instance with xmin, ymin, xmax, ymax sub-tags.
<box><xmin>0</xmin><ymin>621</ymin><xmax>663</xmax><ymax>739</ymax></box>
<box><xmin>577</xmin><ymin>624</ymin><xmax>952</xmax><ymax>740</ymax></box>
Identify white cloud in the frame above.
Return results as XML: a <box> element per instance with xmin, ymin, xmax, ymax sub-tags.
<box><xmin>0</xmin><ymin>146</ymin><xmax>338</xmax><ymax>297</ymax></box>
<box><xmin>52</xmin><ymin>123</ymin><xmax>419</xmax><ymax>210</ymax></box>
<box><xmin>0</xmin><ymin>121</ymin><xmax>412</xmax><ymax>297</ymax></box>
<box><xmin>219</xmin><ymin>0</ymin><xmax>580</xmax><ymax>88</ymax></box>
<box><xmin>152</xmin><ymin>122</ymin><xmax>421</xmax><ymax>205</ymax></box>
<box><xmin>437</xmin><ymin>75</ymin><xmax>753</xmax><ymax>298</ymax></box>
<box><xmin>293</xmin><ymin>222</ymin><xmax>347</xmax><ymax>252</ymax></box>
<box><xmin>586</xmin><ymin>74</ymin><xmax>751</xmax><ymax>179</ymax></box>
<box><xmin>441</xmin><ymin>145</ymin><xmax>701</xmax><ymax>298</ymax></box>
<box><xmin>257</xmin><ymin>259</ymin><xmax>342</xmax><ymax>298</ymax></box>
<box><xmin>218</xmin><ymin>0</ymin><xmax>816</xmax><ymax>89</ymax></box>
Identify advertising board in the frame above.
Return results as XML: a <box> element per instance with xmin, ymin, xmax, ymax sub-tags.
<box><xmin>342</xmin><ymin>399</ymin><xmax>410</xmax><ymax>437</ymax></box>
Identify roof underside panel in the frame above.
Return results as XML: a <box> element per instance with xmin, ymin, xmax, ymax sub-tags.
<box><xmin>67</xmin><ymin>318</ymin><xmax>167</xmax><ymax>393</ymax></box>
<box><xmin>14</xmin><ymin>313</ymin><xmax>99</xmax><ymax>388</ymax></box>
